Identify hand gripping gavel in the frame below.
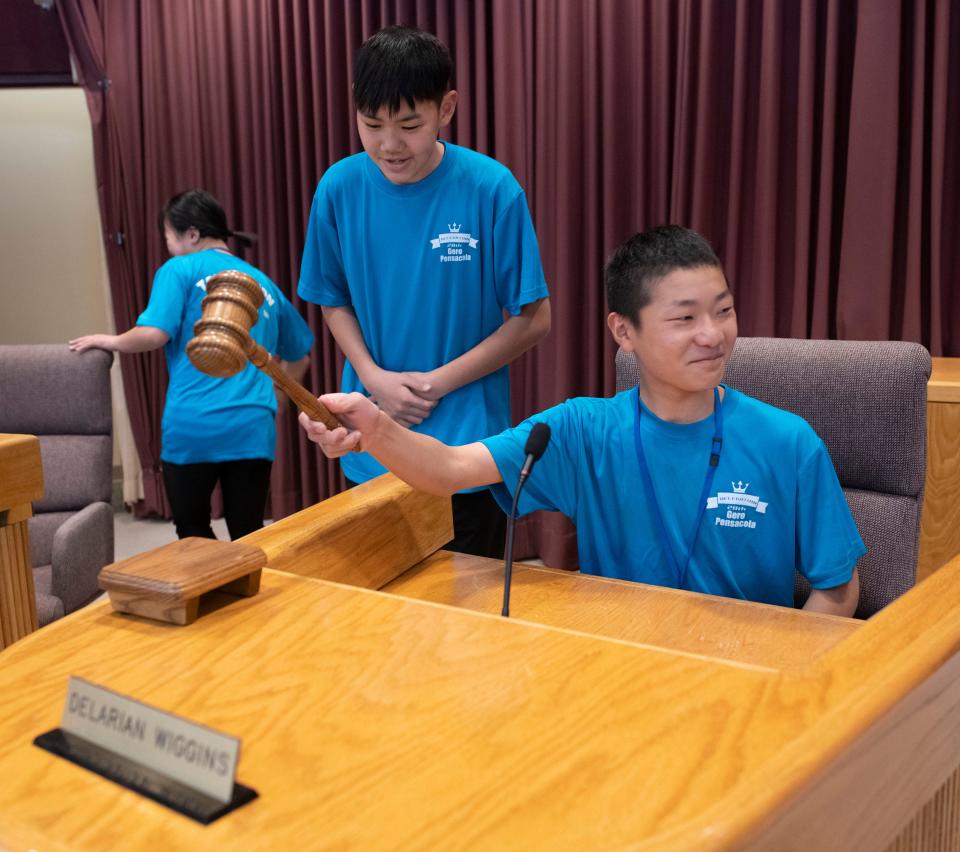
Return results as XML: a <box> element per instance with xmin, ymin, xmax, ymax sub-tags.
<box><xmin>186</xmin><ymin>269</ymin><xmax>345</xmax><ymax>433</ymax></box>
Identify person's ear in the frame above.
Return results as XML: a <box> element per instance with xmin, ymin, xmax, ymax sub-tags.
<box><xmin>438</xmin><ymin>90</ymin><xmax>458</xmax><ymax>128</ymax></box>
<box><xmin>607</xmin><ymin>312</ymin><xmax>639</xmax><ymax>352</ymax></box>
<box><xmin>187</xmin><ymin>226</ymin><xmax>201</xmax><ymax>245</ymax></box>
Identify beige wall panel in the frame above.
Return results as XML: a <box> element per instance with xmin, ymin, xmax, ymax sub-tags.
<box><xmin>0</xmin><ymin>87</ymin><xmax>111</xmax><ymax>344</ymax></box>
<box><xmin>0</xmin><ymin>88</ymin><xmax>139</xmax><ymax>482</ymax></box>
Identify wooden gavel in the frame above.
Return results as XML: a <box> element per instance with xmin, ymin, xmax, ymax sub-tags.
<box><xmin>186</xmin><ymin>270</ymin><xmax>344</xmax><ymax>433</ymax></box>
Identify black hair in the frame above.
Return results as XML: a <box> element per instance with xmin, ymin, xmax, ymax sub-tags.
<box><xmin>605</xmin><ymin>225</ymin><xmax>722</xmax><ymax>324</ymax></box>
<box><xmin>159</xmin><ymin>189</ymin><xmax>256</xmax><ymax>248</ymax></box>
<box><xmin>353</xmin><ymin>25</ymin><xmax>452</xmax><ymax>115</ymax></box>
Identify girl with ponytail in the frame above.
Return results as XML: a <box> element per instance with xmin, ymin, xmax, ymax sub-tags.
<box><xmin>70</xmin><ymin>189</ymin><xmax>314</xmax><ymax>540</ymax></box>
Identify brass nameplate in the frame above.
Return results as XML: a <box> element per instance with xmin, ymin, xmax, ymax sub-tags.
<box><xmin>58</xmin><ymin>676</ymin><xmax>241</xmax><ymax>803</ymax></box>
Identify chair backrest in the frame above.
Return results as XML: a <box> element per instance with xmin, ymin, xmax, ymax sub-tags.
<box><xmin>615</xmin><ymin>337</ymin><xmax>931</xmax><ymax>617</ymax></box>
<box><xmin>0</xmin><ymin>343</ymin><xmax>113</xmax><ymax>522</ymax></box>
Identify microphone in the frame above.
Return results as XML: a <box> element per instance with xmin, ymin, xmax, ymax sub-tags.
<box><xmin>502</xmin><ymin>422</ymin><xmax>551</xmax><ymax>617</ymax></box>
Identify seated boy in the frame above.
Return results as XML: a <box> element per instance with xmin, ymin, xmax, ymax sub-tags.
<box><xmin>299</xmin><ymin>225</ymin><xmax>864</xmax><ymax>616</ymax></box>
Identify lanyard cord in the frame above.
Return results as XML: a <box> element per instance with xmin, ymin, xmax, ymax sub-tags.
<box><xmin>633</xmin><ymin>387</ymin><xmax>724</xmax><ymax>590</ymax></box>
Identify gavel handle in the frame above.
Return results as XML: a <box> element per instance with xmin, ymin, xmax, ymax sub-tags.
<box><xmin>245</xmin><ymin>340</ymin><xmax>348</xmax><ymax>435</ymax></box>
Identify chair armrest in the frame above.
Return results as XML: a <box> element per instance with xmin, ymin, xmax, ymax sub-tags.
<box><xmin>50</xmin><ymin>502</ymin><xmax>114</xmax><ymax>614</ymax></box>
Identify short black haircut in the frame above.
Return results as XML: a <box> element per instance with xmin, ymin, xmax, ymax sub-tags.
<box><xmin>160</xmin><ymin>189</ymin><xmax>255</xmax><ymax>248</ymax></box>
<box><xmin>605</xmin><ymin>225</ymin><xmax>722</xmax><ymax>324</ymax></box>
<box><xmin>353</xmin><ymin>26</ymin><xmax>452</xmax><ymax>115</ymax></box>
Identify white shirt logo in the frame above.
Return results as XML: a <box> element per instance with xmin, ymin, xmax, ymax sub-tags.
<box><xmin>708</xmin><ymin>480</ymin><xmax>768</xmax><ymax>529</ymax></box>
<box><xmin>195</xmin><ymin>276</ymin><xmax>275</xmax><ymax>309</ymax></box>
<box><xmin>430</xmin><ymin>222</ymin><xmax>478</xmax><ymax>263</ymax></box>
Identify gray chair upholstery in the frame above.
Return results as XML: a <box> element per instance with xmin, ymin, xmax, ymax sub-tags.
<box><xmin>0</xmin><ymin>345</ymin><xmax>114</xmax><ymax>626</ymax></box>
<box><xmin>615</xmin><ymin>338</ymin><xmax>931</xmax><ymax>618</ymax></box>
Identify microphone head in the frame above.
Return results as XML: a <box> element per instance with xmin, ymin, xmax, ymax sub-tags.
<box><xmin>524</xmin><ymin>422</ymin><xmax>551</xmax><ymax>461</ymax></box>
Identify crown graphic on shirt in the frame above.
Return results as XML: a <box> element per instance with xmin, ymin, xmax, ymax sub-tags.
<box><xmin>447</xmin><ymin>222</ymin><xmax>462</xmax><ymax>233</ymax></box>
<box><xmin>731</xmin><ymin>481</ymin><xmax>750</xmax><ymax>493</ymax></box>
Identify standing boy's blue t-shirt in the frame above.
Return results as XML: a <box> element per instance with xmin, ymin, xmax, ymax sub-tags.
<box><xmin>298</xmin><ymin>142</ymin><xmax>549</xmax><ymax>485</ymax></box>
<box><xmin>481</xmin><ymin>387</ymin><xmax>866</xmax><ymax>607</ymax></box>
<box><xmin>137</xmin><ymin>249</ymin><xmax>314</xmax><ymax>464</ymax></box>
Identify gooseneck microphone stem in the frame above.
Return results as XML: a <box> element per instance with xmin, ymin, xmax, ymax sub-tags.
<box><xmin>501</xmin><ymin>471</ymin><xmax>531</xmax><ymax>618</ymax></box>
<box><xmin>501</xmin><ymin>422</ymin><xmax>551</xmax><ymax>619</ymax></box>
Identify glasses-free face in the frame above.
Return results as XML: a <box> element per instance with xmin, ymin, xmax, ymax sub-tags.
<box><xmin>609</xmin><ymin>265</ymin><xmax>737</xmax><ymax>399</ymax></box>
<box><xmin>356</xmin><ymin>91</ymin><xmax>457</xmax><ymax>185</ymax></box>
<box><xmin>163</xmin><ymin>221</ymin><xmax>200</xmax><ymax>257</ymax></box>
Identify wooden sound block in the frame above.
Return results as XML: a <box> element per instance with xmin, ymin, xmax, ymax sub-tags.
<box><xmin>98</xmin><ymin>538</ymin><xmax>267</xmax><ymax>626</ymax></box>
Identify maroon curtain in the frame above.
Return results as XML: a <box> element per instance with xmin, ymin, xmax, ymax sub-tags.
<box><xmin>57</xmin><ymin>0</ymin><xmax>171</xmax><ymax>518</ymax></box>
<box><xmin>58</xmin><ymin>1</ymin><xmax>960</xmax><ymax>563</ymax></box>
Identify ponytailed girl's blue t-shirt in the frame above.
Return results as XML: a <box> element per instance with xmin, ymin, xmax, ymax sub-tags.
<box><xmin>298</xmin><ymin>142</ymin><xmax>549</xmax><ymax>485</ymax></box>
<box><xmin>137</xmin><ymin>250</ymin><xmax>314</xmax><ymax>464</ymax></box>
<box><xmin>481</xmin><ymin>387</ymin><xmax>866</xmax><ymax>607</ymax></box>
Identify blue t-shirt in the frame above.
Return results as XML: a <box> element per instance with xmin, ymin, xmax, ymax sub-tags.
<box><xmin>137</xmin><ymin>250</ymin><xmax>314</xmax><ymax>464</ymax></box>
<box><xmin>481</xmin><ymin>387</ymin><xmax>866</xmax><ymax>607</ymax></box>
<box><xmin>298</xmin><ymin>142</ymin><xmax>549</xmax><ymax>484</ymax></box>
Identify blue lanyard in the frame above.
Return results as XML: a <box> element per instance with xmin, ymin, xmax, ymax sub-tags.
<box><xmin>633</xmin><ymin>387</ymin><xmax>723</xmax><ymax>590</ymax></box>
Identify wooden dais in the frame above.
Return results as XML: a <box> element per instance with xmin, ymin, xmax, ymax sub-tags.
<box><xmin>98</xmin><ymin>537</ymin><xmax>267</xmax><ymax>625</ymax></box>
<box><xmin>0</xmin><ymin>434</ymin><xmax>42</xmax><ymax>648</ymax></box>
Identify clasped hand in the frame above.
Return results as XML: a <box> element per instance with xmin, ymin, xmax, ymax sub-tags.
<box><xmin>363</xmin><ymin>368</ymin><xmax>441</xmax><ymax>427</ymax></box>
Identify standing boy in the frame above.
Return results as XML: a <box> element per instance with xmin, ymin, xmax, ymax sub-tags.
<box><xmin>299</xmin><ymin>225</ymin><xmax>864</xmax><ymax>616</ymax></box>
<box><xmin>298</xmin><ymin>26</ymin><xmax>550</xmax><ymax>558</ymax></box>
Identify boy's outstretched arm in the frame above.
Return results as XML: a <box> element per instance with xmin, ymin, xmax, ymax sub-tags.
<box><xmin>299</xmin><ymin>393</ymin><xmax>502</xmax><ymax>496</ymax></box>
<box><xmin>405</xmin><ymin>298</ymin><xmax>551</xmax><ymax>401</ymax></box>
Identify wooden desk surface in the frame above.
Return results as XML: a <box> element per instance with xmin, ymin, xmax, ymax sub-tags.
<box><xmin>384</xmin><ymin>551</ymin><xmax>860</xmax><ymax>671</ymax></box>
<box><xmin>0</xmin><ymin>569</ymin><xmax>779</xmax><ymax>850</ymax></box>
<box><xmin>2</xmin><ymin>552</ymin><xmax>960</xmax><ymax>850</ymax></box>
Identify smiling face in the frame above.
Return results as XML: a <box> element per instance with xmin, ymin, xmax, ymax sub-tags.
<box><xmin>609</xmin><ymin>265</ymin><xmax>737</xmax><ymax>399</ymax></box>
<box><xmin>356</xmin><ymin>92</ymin><xmax>457</xmax><ymax>185</ymax></box>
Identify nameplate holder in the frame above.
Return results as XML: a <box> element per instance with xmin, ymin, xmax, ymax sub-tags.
<box><xmin>34</xmin><ymin>677</ymin><xmax>257</xmax><ymax>824</ymax></box>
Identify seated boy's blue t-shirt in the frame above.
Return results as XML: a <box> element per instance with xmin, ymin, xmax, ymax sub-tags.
<box><xmin>481</xmin><ymin>387</ymin><xmax>866</xmax><ymax>607</ymax></box>
<box><xmin>137</xmin><ymin>250</ymin><xmax>314</xmax><ymax>464</ymax></box>
<box><xmin>298</xmin><ymin>142</ymin><xmax>549</xmax><ymax>486</ymax></box>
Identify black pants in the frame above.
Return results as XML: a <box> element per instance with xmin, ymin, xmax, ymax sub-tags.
<box><xmin>162</xmin><ymin>459</ymin><xmax>272</xmax><ymax>541</ymax></box>
<box><xmin>345</xmin><ymin>479</ymin><xmax>506</xmax><ymax>559</ymax></box>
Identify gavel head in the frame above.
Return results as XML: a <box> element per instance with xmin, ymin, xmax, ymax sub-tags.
<box><xmin>186</xmin><ymin>270</ymin><xmax>264</xmax><ymax>378</ymax></box>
